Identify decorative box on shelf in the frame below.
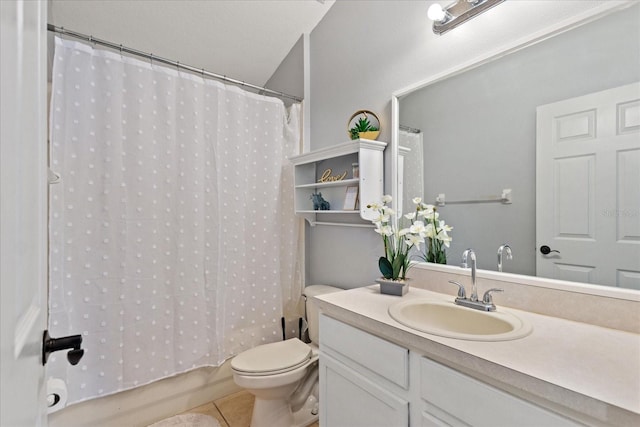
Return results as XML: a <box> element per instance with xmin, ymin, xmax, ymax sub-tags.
<box><xmin>289</xmin><ymin>139</ymin><xmax>387</xmax><ymax>227</ymax></box>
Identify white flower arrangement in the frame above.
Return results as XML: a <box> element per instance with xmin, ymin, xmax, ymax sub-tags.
<box><xmin>367</xmin><ymin>196</ymin><xmax>453</xmax><ymax>281</ymax></box>
<box><xmin>415</xmin><ymin>198</ymin><xmax>453</xmax><ymax>265</ymax></box>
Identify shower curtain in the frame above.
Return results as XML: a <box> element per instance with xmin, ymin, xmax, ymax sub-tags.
<box><xmin>399</xmin><ymin>129</ymin><xmax>424</xmax><ymax>214</ymax></box>
<box><xmin>48</xmin><ymin>36</ymin><xmax>303</xmax><ymax>404</ymax></box>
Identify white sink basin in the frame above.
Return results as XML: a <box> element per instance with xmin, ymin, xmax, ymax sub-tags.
<box><xmin>388</xmin><ymin>299</ymin><xmax>532</xmax><ymax>341</ymax></box>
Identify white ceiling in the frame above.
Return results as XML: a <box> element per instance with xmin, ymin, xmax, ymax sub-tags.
<box><xmin>49</xmin><ymin>0</ymin><xmax>335</xmax><ymax>87</ymax></box>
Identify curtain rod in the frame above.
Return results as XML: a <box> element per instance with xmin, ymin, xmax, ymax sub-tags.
<box><xmin>399</xmin><ymin>125</ymin><xmax>421</xmax><ymax>134</ymax></box>
<box><xmin>47</xmin><ymin>24</ymin><xmax>303</xmax><ymax>103</ymax></box>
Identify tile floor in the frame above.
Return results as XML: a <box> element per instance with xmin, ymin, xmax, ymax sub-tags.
<box><xmin>184</xmin><ymin>390</ymin><xmax>319</xmax><ymax>427</ymax></box>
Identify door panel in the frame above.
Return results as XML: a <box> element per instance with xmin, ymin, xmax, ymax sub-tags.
<box><xmin>617</xmin><ymin>148</ymin><xmax>640</xmax><ymax>241</ymax></box>
<box><xmin>537</xmin><ymin>82</ymin><xmax>640</xmax><ymax>288</ymax></box>
<box><xmin>554</xmin><ymin>155</ymin><xmax>594</xmax><ymax>238</ymax></box>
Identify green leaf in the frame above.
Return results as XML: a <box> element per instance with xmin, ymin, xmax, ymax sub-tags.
<box><xmin>378</xmin><ymin>257</ymin><xmax>393</xmax><ymax>279</ymax></box>
<box><xmin>392</xmin><ymin>253</ymin><xmax>405</xmax><ymax>280</ymax></box>
<box><xmin>357</xmin><ymin>117</ymin><xmax>371</xmax><ymax>131</ymax></box>
<box><xmin>350</xmin><ymin>117</ymin><xmax>371</xmax><ymax>132</ymax></box>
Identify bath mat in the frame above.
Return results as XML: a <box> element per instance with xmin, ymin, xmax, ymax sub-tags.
<box><xmin>148</xmin><ymin>413</ymin><xmax>221</xmax><ymax>427</ymax></box>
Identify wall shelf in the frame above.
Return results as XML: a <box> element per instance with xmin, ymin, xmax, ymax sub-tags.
<box><xmin>295</xmin><ymin>178</ymin><xmax>360</xmax><ymax>189</ymax></box>
<box><xmin>297</xmin><ymin>210</ymin><xmax>362</xmax><ymax>214</ymax></box>
<box><xmin>289</xmin><ymin>139</ymin><xmax>386</xmax><ymax>226</ymax></box>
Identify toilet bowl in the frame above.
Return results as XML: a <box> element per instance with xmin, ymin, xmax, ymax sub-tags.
<box><xmin>231</xmin><ymin>285</ymin><xmax>341</xmax><ymax>427</ymax></box>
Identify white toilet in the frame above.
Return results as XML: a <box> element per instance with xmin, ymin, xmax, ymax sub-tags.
<box><xmin>231</xmin><ymin>285</ymin><xmax>341</xmax><ymax>427</ymax></box>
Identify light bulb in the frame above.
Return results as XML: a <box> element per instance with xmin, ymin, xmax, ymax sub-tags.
<box><xmin>427</xmin><ymin>3</ymin><xmax>447</xmax><ymax>22</ymax></box>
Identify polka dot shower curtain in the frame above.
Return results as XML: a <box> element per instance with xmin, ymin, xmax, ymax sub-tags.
<box><xmin>48</xmin><ymin>36</ymin><xmax>303</xmax><ymax>405</ymax></box>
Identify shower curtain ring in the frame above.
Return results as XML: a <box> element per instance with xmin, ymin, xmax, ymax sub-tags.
<box><xmin>201</xmin><ymin>68</ymin><xmax>205</xmax><ymax>77</ymax></box>
<box><xmin>149</xmin><ymin>53</ymin><xmax>153</xmax><ymax>65</ymax></box>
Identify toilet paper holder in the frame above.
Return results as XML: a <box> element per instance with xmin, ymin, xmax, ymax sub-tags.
<box><xmin>42</xmin><ymin>330</ymin><xmax>84</xmax><ymax>366</ymax></box>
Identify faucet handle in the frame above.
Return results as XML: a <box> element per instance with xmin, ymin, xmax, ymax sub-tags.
<box><xmin>482</xmin><ymin>288</ymin><xmax>504</xmax><ymax>304</ymax></box>
<box><xmin>448</xmin><ymin>280</ymin><xmax>467</xmax><ymax>299</ymax></box>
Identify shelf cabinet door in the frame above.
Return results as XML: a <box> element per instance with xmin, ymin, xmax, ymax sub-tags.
<box><xmin>320</xmin><ymin>355</ymin><xmax>409</xmax><ymax>427</ymax></box>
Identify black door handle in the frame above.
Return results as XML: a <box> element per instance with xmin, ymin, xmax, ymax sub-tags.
<box><xmin>42</xmin><ymin>330</ymin><xmax>84</xmax><ymax>366</ymax></box>
<box><xmin>540</xmin><ymin>245</ymin><xmax>560</xmax><ymax>255</ymax></box>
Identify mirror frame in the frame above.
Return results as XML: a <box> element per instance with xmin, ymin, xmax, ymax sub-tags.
<box><xmin>390</xmin><ymin>2</ymin><xmax>640</xmax><ymax>302</ymax></box>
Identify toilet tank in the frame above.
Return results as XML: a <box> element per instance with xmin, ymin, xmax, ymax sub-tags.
<box><xmin>303</xmin><ymin>285</ymin><xmax>342</xmax><ymax>345</ymax></box>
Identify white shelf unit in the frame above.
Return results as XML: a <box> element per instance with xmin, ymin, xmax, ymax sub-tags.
<box><xmin>289</xmin><ymin>139</ymin><xmax>387</xmax><ymax>226</ymax></box>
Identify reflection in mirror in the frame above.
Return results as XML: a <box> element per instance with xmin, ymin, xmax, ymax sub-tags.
<box><xmin>397</xmin><ymin>5</ymin><xmax>640</xmax><ymax>289</ymax></box>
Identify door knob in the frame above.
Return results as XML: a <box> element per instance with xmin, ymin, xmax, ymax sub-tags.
<box><xmin>540</xmin><ymin>245</ymin><xmax>560</xmax><ymax>255</ymax></box>
<box><xmin>42</xmin><ymin>330</ymin><xmax>84</xmax><ymax>366</ymax></box>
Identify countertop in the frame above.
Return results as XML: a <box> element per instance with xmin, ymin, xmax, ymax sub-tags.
<box><xmin>314</xmin><ymin>285</ymin><xmax>640</xmax><ymax>426</ymax></box>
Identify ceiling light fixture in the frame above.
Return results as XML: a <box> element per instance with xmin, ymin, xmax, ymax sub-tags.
<box><xmin>428</xmin><ymin>0</ymin><xmax>505</xmax><ymax>35</ymax></box>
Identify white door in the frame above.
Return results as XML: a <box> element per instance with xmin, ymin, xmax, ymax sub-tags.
<box><xmin>1</xmin><ymin>0</ymin><xmax>49</xmax><ymax>425</ymax></box>
<box><xmin>536</xmin><ymin>82</ymin><xmax>640</xmax><ymax>288</ymax></box>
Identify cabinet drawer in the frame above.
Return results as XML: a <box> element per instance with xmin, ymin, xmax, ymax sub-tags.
<box><xmin>421</xmin><ymin>357</ymin><xmax>580</xmax><ymax>426</ymax></box>
<box><xmin>320</xmin><ymin>314</ymin><xmax>409</xmax><ymax>389</ymax></box>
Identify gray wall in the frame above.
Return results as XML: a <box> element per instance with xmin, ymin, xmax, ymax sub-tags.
<box><xmin>400</xmin><ymin>7</ymin><xmax>640</xmax><ymax>273</ymax></box>
<box><xmin>265</xmin><ymin>35</ymin><xmax>304</xmax><ymax>106</ymax></box>
<box><xmin>305</xmin><ymin>1</ymin><xmax>637</xmax><ymax>288</ymax></box>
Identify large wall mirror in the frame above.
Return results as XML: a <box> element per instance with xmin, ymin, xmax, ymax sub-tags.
<box><xmin>393</xmin><ymin>4</ymin><xmax>640</xmax><ymax>291</ymax></box>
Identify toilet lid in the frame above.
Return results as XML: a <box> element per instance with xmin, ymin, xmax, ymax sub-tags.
<box><xmin>231</xmin><ymin>338</ymin><xmax>312</xmax><ymax>375</ymax></box>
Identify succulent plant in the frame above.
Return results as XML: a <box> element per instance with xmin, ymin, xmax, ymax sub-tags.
<box><xmin>349</xmin><ymin>116</ymin><xmax>379</xmax><ymax>140</ymax></box>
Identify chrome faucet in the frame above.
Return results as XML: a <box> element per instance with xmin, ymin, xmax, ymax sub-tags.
<box><xmin>497</xmin><ymin>244</ymin><xmax>513</xmax><ymax>272</ymax></box>
<box><xmin>448</xmin><ymin>248</ymin><xmax>504</xmax><ymax>311</ymax></box>
<box><xmin>461</xmin><ymin>248</ymin><xmax>478</xmax><ymax>301</ymax></box>
<box><xmin>448</xmin><ymin>280</ymin><xmax>504</xmax><ymax>312</ymax></box>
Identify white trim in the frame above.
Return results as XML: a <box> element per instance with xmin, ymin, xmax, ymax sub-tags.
<box><xmin>391</xmin><ymin>95</ymin><xmax>399</xmax><ymax>219</ymax></box>
<box><xmin>289</xmin><ymin>139</ymin><xmax>386</xmax><ymax>165</ymax></box>
<box><xmin>392</xmin><ymin>1</ymin><xmax>640</xmax><ymax>302</ymax></box>
<box><xmin>303</xmin><ymin>32</ymin><xmax>311</xmax><ymax>153</ymax></box>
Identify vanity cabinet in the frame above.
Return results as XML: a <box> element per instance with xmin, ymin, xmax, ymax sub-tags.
<box><xmin>319</xmin><ymin>314</ymin><xmax>409</xmax><ymax>427</ymax></box>
<box><xmin>289</xmin><ymin>139</ymin><xmax>386</xmax><ymax>226</ymax></box>
<box><xmin>319</xmin><ymin>314</ymin><xmax>582</xmax><ymax>427</ymax></box>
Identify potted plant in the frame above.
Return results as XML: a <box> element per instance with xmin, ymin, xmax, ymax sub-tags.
<box><xmin>367</xmin><ymin>197</ymin><xmax>453</xmax><ymax>295</ymax></box>
<box><xmin>348</xmin><ymin>110</ymin><xmax>380</xmax><ymax>140</ymax></box>
<box><xmin>366</xmin><ymin>196</ymin><xmax>423</xmax><ymax>295</ymax></box>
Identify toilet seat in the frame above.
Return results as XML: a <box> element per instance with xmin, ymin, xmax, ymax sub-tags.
<box><xmin>231</xmin><ymin>338</ymin><xmax>312</xmax><ymax>377</ymax></box>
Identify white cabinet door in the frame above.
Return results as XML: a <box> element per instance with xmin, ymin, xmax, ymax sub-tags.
<box><xmin>0</xmin><ymin>0</ymin><xmax>49</xmax><ymax>425</ymax></box>
<box><xmin>421</xmin><ymin>358</ymin><xmax>580</xmax><ymax>427</ymax></box>
<box><xmin>536</xmin><ymin>82</ymin><xmax>640</xmax><ymax>288</ymax></box>
<box><xmin>320</xmin><ymin>355</ymin><xmax>409</xmax><ymax>427</ymax></box>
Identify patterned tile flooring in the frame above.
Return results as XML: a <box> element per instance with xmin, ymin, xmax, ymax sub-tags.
<box><xmin>184</xmin><ymin>390</ymin><xmax>319</xmax><ymax>427</ymax></box>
